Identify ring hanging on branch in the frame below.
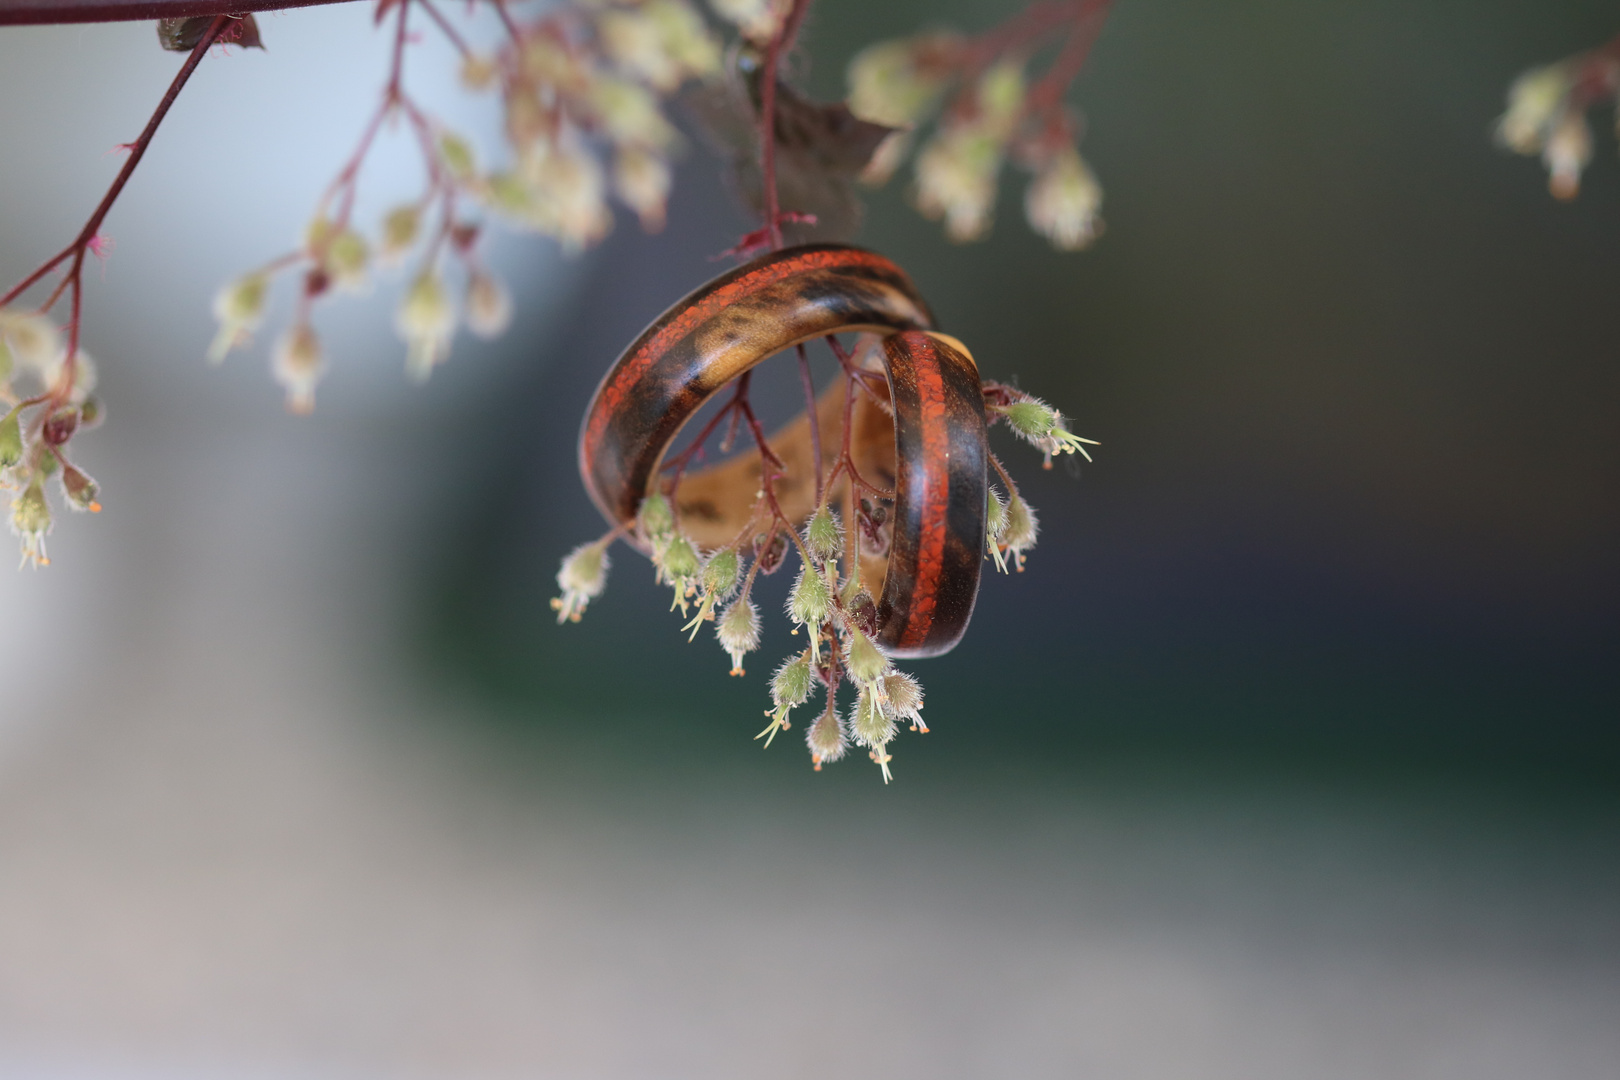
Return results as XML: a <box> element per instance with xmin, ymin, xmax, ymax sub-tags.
<box><xmin>559</xmin><ymin>242</ymin><xmax>1091</xmax><ymax>780</ymax></box>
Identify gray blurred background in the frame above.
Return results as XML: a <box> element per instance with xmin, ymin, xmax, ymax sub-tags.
<box><xmin>0</xmin><ymin>1</ymin><xmax>1616</xmax><ymax>1077</ymax></box>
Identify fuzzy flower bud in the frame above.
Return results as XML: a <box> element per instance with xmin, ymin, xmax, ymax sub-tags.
<box><xmin>997</xmin><ymin>397</ymin><xmax>1097</xmax><ymax>461</ymax></box>
<box><xmin>1543</xmin><ymin>111</ymin><xmax>1592</xmax><ymax>201</ymax></box>
<box><xmin>272</xmin><ymin>322</ymin><xmax>324</xmax><ymax>414</ymax></box>
<box><xmin>438</xmin><ymin>130</ymin><xmax>478</xmax><ymax>184</ymax></box>
<box><xmin>323</xmin><ymin>228</ymin><xmax>370</xmax><ymax>292</ymax></box>
<box><xmin>851</xmin><ymin>685</ymin><xmax>896</xmax><ymax>749</ymax></box>
<box><xmin>881</xmin><ymin>671</ymin><xmax>925</xmax><ymax>732</ymax></box>
<box><xmin>702</xmin><ymin>548</ymin><xmax>741</xmax><ymax>598</ymax></box>
<box><xmin>1496</xmin><ymin>63</ymin><xmax>1574</xmax><ymax>154</ymax></box>
<box><xmin>915</xmin><ymin>127</ymin><xmax>1002</xmax><ymax>242</ymax></box>
<box><xmin>397</xmin><ymin>271</ymin><xmax>457</xmax><ymax>381</ymax></box>
<box><xmin>638</xmin><ymin>491</ymin><xmax>675</xmax><ymax>539</ymax></box>
<box><xmin>805</xmin><ymin>702</ymin><xmax>847</xmax><ymax>766</ymax></box>
<box><xmin>804</xmin><ymin>507</ymin><xmax>842</xmax><ymax>562</ymax></box>
<box><xmin>0</xmin><ymin>310</ymin><xmax>61</xmax><ymax>373</ymax></box>
<box><xmin>986</xmin><ymin>485</ymin><xmax>1007</xmax><ymax>542</ymax></box>
<box><xmin>553</xmin><ymin>540</ymin><xmax>611</xmax><ymax>623</ymax></box>
<box><xmin>847</xmin><ymin>36</ymin><xmax>955</xmax><ymax>128</ymax></box>
<box><xmin>709</xmin><ymin>0</ymin><xmax>786</xmax><ymax>44</ymax></box>
<box><xmin>589</xmin><ymin>77</ymin><xmax>680</xmax><ymax>150</ymax></box>
<box><xmin>207</xmin><ymin>273</ymin><xmax>269</xmax><ymax>363</ymax></box>
<box><xmin>11</xmin><ymin>477</ymin><xmax>51</xmax><ymax>568</ymax></box>
<box><xmin>466</xmin><ymin>270</ymin><xmax>512</xmax><ymax>339</ymax></box>
<box><xmin>771</xmin><ymin>652</ymin><xmax>813</xmax><ymax>713</ymax></box>
<box><xmin>844</xmin><ymin>625</ymin><xmax>889</xmax><ymax>686</ymax></box>
<box><xmin>614</xmin><ymin>146</ymin><xmax>673</xmax><ymax>232</ymax></box>
<box><xmin>0</xmin><ymin>410</ymin><xmax>22</xmax><ymax>469</ymax></box>
<box><xmin>59</xmin><ymin>463</ymin><xmax>99</xmax><ymax>513</ymax></box>
<box><xmin>1000</xmin><ymin>492</ymin><xmax>1038</xmax><ymax>571</ymax></box>
<box><xmin>660</xmin><ymin>532</ymin><xmax>702</xmax><ymax>614</ymax></box>
<box><xmin>716</xmin><ymin>596</ymin><xmax>761</xmax><ymax>675</ymax></box>
<box><xmin>514</xmin><ymin>140</ymin><xmax>613</xmax><ymax>252</ymax></box>
<box><xmin>380</xmin><ymin>205</ymin><xmax>423</xmax><ymax>266</ymax></box>
<box><xmin>1025</xmin><ymin>146</ymin><xmax>1103</xmax><ymax>251</ymax></box>
<box><xmin>459</xmin><ymin>53</ymin><xmax>499</xmax><ymax>91</ymax></box>
<box><xmin>788</xmin><ymin>562</ymin><xmax>831</xmax><ymax>628</ymax></box>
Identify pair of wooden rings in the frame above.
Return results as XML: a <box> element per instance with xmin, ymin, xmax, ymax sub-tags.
<box><xmin>578</xmin><ymin>244</ymin><xmax>987</xmax><ymax>658</ymax></box>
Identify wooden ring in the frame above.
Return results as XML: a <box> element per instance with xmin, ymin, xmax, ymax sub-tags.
<box><xmin>578</xmin><ymin>245</ymin><xmax>986</xmax><ymax>657</ymax></box>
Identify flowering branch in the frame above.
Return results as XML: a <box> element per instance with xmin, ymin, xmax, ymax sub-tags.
<box><xmin>1</xmin><ymin>13</ymin><xmax>233</xmax><ymax>565</ymax></box>
<box><xmin>1495</xmin><ymin>31</ymin><xmax>1620</xmax><ymax>200</ymax></box>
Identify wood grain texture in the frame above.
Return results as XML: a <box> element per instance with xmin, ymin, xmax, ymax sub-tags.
<box><xmin>577</xmin><ymin>247</ymin><xmax>987</xmax><ymax>657</ymax></box>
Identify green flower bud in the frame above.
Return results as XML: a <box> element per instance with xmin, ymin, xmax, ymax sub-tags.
<box><xmin>986</xmin><ymin>485</ymin><xmax>1007</xmax><ymax>542</ymax></box>
<box><xmin>881</xmin><ymin>671</ymin><xmax>925</xmax><ymax>732</ymax></box>
<box><xmin>380</xmin><ymin>205</ymin><xmax>422</xmax><ymax>264</ymax></box>
<box><xmin>787</xmin><ymin>563</ymin><xmax>831</xmax><ymax>628</ymax></box>
<box><xmin>553</xmin><ymin>540</ymin><xmax>611</xmax><ymax>623</ymax></box>
<box><xmin>844</xmin><ymin>625</ymin><xmax>889</xmax><ymax>686</ymax></box>
<box><xmin>1001</xmin><ymin>400</ymin><xmax>1057</xmax><ymax>439</ymax></box>
<box><xmin>10</xmin><ymin>477</ymin><xmax>51</xmax><ymax>567</ymax></box>
<box><xmin>638</xmin><ymin>492</ymin><xmax>674</xmax><ymax>539</ymax></box>
<box><xmin>0</xmin><ymin>410</ymin><xmax>22</xmax><ymax>469</ymax></box>
<box><xmin>771</xmin><ymin>652</ymin><xmax>813</xmax><ymax>711</ymax></box>
<box><xmin>851</xmin><ymin>686</ymin><xmax>895</xmax><ymax>748</ymax></box>
<box><xmin>805</xmin><ymin>703</ymin><xmax>847</xmax><ymax>767</ymax></box>
<box><xmin>324</xmin><ymin>228</ymin><xmax>370</xmax><ymax>292</ymax></box>
<box><xmin>207</xmin><ymin>273</ymin><xmax>270</xmax><ymax>364</ymax></box>
<box><xmin>702</xmin><ymin>548</ymin><xmax>740</xmax><ymax>598</ymax></box>
<box><xmin>804</xmin><ymin>507</ymin><xmax>842</xmax><ymax>562</ymax></box>
<box><xmin>438</xmin><ymin>130</ymin><xmax>478</xmax><ymax>182</ymax></box>
<box><xmin>78</xmin><ymin>397</ymin><xmax>104</xmax><ymax>430</ymax></box>
<box><xmin>662</xmin><ymin>533</ymin><xmax>700</xmax><ymax>580</ymax></box>
<box><xmin>716</xmin><ymin>597</ymin><xmax>760</xmax><ymax>675</ymax></box>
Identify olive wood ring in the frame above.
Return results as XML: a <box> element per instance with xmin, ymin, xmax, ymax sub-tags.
<box><xmin>578</xmin><ymin>244</ymin><xmax>987</xmax><ymax>657</ymax></box>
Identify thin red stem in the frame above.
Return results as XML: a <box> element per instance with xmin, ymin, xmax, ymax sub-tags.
<box><xmin>795</xmin><ymin>343</ymin><xmax>824</xmax><ymax>507</ymax></box>
<box><xmin>1</xmin><ymin>15</ymin><xmax>228</xmax><ymax>314</ymax></box>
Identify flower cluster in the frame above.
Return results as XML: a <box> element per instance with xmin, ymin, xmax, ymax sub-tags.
<box><xmin>208</xmin><ymin>0</ymin><xmax>748</xmax><ymax>412</ymax></box>
<box><xmin>846</xmin><ymin>7</ymin><xmax>1107</xmax><ymax>249</ymax></box>
<box><xmin>1496</xmin><ymin>35</ymin><xmax>1620</xmax><ymax>200</ymax></box>
<box><xmin>554</xmin><ymin>358</ymin><xmax>1096</xmax><ymax>780</ymax></box>
<box><xmin>1</xmin><ymin>310</ymin><xmax>104</xmax><ymax>568</ymax></box>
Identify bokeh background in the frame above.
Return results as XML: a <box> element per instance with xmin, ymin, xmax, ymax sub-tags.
<box><xmin>1</xmin><ymin>1</ymin><xmax>1616</xmax><ymax>1076</ymax></box>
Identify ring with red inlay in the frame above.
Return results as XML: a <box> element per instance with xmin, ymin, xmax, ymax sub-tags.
<box><xmin>578</xmin><ymin>244</ymin><xmax>988</xmax><ymax>658</ymax></box>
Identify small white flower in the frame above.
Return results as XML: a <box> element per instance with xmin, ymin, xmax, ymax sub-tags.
<box><xmin>614</xmin><ymin>146</ymin><xmax>673</xmax><ymax>232</ymax></box>
<box><xmin>272</xmin><ymin>323</ymin><xmax>324</xmax><ymax>414</ymax></box>
<box><xmin>716</xmin><ymin>597</ymin><xmax>761</xmax><ymax>676</ymax></box>
<box><xmin>553</xmin><ymin>541</ymin><xmax>611</xmax><ymax>624</ymax></box>
<box><xmin>43</xmin><ymin>349</ymin><xmax>97</xmax><ymax>404</ymax></box>
<box><xmin>0</xmin><ymin>310</ymin><xmax>63</xmax><ymax>373</ymax></box>
<box><xmin>396</xmin><ymin>271</ymin><xmax>457</xmax><ymax>381</ymax></box>
<box><xmin>1543</xmin><ymin>110</ymin><xmax>1591</xmax><ymax>200</ymax></box>
<box><xmin>466</xmin><ymin>270</ymin><xmax>512</xmax><ymax>339</ymax></box>
<box><xmin>1496</xmin><ymin>63</ymin><xmax>1574</xmax><ymax>154</ymax></box>
<box><xmin>1025</xmin><ymin>146</ymin><xmax>1104</xmax><ymax>251</ymax></box>
<box><xmin>805</xmin><ymin>703</ymin><xmax>848</xmax><ymax>767</ymax></box>
<box><xmin>379</xmin><ymin>205</ymin><xmax>422</xmax><ymax>267</ymax></box>
<box><xmin>915</xmin><ymin>127</ymin><xmax>1001</xmax><ymax>242</ymax></box>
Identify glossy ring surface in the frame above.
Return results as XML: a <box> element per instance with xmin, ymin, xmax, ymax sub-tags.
<box><xmin>577</xmin><ymin>246</ymin><xmax>986</xmax><ymax>657</ymax></box>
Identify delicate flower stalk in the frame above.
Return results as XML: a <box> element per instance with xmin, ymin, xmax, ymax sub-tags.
<box><xmin>553</xmin><ymin>538</ymin><xmax>612</xmax><ymax>623</ymax></box>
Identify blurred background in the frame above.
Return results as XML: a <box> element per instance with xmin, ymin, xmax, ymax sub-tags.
<box><xmin>1</xmin><ymin>0</ymin><xmax>1616</xmax><ymax>1076</ymax></box>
